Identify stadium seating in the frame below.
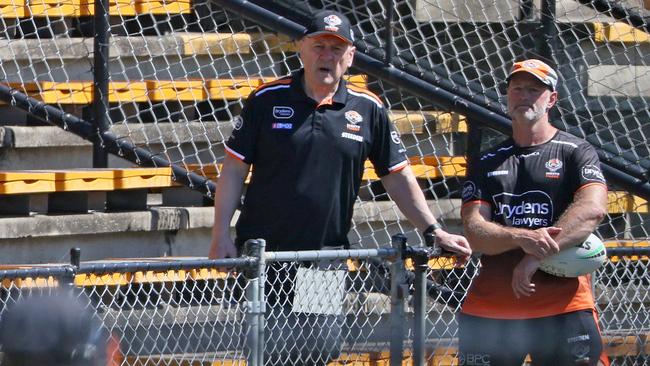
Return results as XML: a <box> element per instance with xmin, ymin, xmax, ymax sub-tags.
<box><xmin>1</xmin><ymin>159</ymin><xmax>645</xmax><ymax>214</ymax></box>
<box><xmin>3</xmin><ymin>75</ymin><xmax>368</xmax><ymax>104</ymax></box>
<box><xmin>0</xmin><ymin>3</ymin><xmax>647</xmax><ymax>365</ymax></box>
<box><xmin>0</xmin><ymin>0</ymin><xmax>191</xmax><ymax>17</ymax></box>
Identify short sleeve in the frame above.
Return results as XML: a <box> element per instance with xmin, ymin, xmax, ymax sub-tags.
<box><xmin>368</xmin><ymin>107</ymin><xmax>407</xmax><ymax>176</ymax></box>
<box><xmin>462</xmin><ymin>154</ymin><xmax>491</xmax><ymax>205</ymax></box>
<box><xmin>224</xmin><ymin>94</ymin><xmax>258</xmax><ymax>164</ymax></box>
<box><xmin>572</xmin><ymin>142</ymin><xmax>607</xmax><ymax>188</ymax></box>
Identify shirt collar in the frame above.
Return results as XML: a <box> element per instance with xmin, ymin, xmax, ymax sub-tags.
<box><xmin>290</xmin><ymin>69</ymin><xmax>348</xmax><ymax>106</ymax></box>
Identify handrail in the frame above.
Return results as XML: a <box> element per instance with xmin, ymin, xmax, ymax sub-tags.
<box><xmin>575</xmin><ymin>0</ymin><xmax>650</xmax><ymax>34</ymax></box>
<box><xmin>0</xmin><ymin>84</ymin><xmax>216</xmax><ymax>198</ymax></box>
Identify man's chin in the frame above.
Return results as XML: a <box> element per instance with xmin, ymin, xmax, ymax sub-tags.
<box><xmin>314</xmin><ymin>76</ymin><xmax>337</xmax><ymax>86</ymax></box>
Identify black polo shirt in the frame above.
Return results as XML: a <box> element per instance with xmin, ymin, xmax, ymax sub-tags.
<box><xmin>225</xmin><ymin>69</ymin><xmax>407</xmax><ymax>251</ymax></box>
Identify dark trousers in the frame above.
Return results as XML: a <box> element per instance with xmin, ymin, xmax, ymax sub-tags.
<box><xmin>245</xmin><ymin>261</ymin><xmax>344</xmax><ymax>366</ymax></box>
<box><xmin>458</xmin><ymin>310</ymin><xmax>605</xmax><ymax>366</ymax></box>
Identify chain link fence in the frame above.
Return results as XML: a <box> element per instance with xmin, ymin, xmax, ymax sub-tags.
<box><xmin>0</xmin><ymin>0</ymin><xmax>648</xmax><ymax>365</ymax></box>
<box><xmin>0</xmin><ymin>240</ymin><xmax>418</xmax><ymax>365</ymax></box>
<box><xmin>0</xmin><ymin>244</ymin><xmax>648</xmax><ymax>365</ymax></box>
<box><xmin>0</xmin><ymin>0</ymin><xmax>647</xmax><ymax>235</ymax></box>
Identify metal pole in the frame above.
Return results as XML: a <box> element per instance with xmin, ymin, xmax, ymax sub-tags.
<box><xmin>70</xmin><ymin>247</ymin><xmax>81</xmax><ymax>269</ymax></box>
<box><xmin>518</xmin><ymin>0</ymin><xmax>535</xmax><ymax>21</ymax></box>
<box><xmin>256</xmin><ymin>239</ymin><xmax>266</xmax><ymax>366</ymax></box>
<box><xmin>389</xmin><ymin>233</ymin><xmax>407</xmax><ymax>366</ymax></box>
<box><xmin>412</xmin><ymin>251</ymin><xmax>428</xmax><ymax>366</ymax></box>
<box><xmin>466</xmin><ymin>120</ymin><xmax>483</xmax><ymax>161</ymax></box>
<box><xmin>244</xmin><ymin>239</ymin><xmax>262</xmax><ymax>366</ymax></box>
<box><xmin>63</xmin><ymin>247</ymin><xmax>81</xmax><ymax>292</ymax></box>
<box><xmin>383</xmin><ymin>0</ymin><xmax>394</xmax><ymax>65</ymax></box>
<box><xmin>539</xmin><ymin>0</ymin><xmax>557</xmax><ymax>63</ymax></box>
<box><xmin>93</xmin><ymin>0</ymin><xmax>110</xmax><ymax>168</ymax></box>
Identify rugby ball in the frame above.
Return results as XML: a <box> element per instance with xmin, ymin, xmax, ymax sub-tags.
<box><xmin>539</xmin><ymin>234</ymin><xmax>607</xmax><ymax>277</ymax></box>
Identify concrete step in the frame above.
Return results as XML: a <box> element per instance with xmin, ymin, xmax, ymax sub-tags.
<box><xmin>0</xmin><ymin>199</ymin><xmax>463</xmax><ymax>264</ymax></box>
<box><xmin>0</xmin><ymin>112</ymin><xmax>467</xmax><ymax>169</ymax></box>
<box><xmin>0</xmin><ymin>32</ymin><xmax>290</xmax><ymax>82</ymax></box>
<box><xmin>414</xmin><ymin>0</ymin><xmax>649</xmax><ymax>23</ymax></box>
<box><xmin>588</xmin><ymin>65</ymin><xmax>650</xmax><ymax>97</ymax></box>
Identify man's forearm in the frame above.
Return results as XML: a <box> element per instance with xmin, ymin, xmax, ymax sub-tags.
<box><xmin>212</xmin><ymin>177</ymin><xmax>244</xmax><ymax>241</ymax></box>
<box><xmin>381</xmin><ymin>167</ymin><xmax>436</xmax><ymax>232</ymax></box>
<box><xmin>552</xmin><ymin>185</ymin><xmax>607</xmax><ymax>250</ymax></box>
<box><xmin>211</xmin><ymin>157</ymin><xmax>250</xmax><ymax>243</ymax></box>
<box><xmin>463</xmin><ymin>214</ymin><xmax>526</xmax><ymax>255</ymax></box>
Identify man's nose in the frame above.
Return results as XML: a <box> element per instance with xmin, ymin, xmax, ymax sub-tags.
<box><xmin>319</xmin><ymin>47</ymin><xmax>334</xmax><ymax>59</ymax></box>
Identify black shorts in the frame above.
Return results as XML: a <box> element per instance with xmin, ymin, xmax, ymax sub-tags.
<box><xmin>458</xmin><ymin>310</ymin><xmax>604</xmax><ymax>366</ymax></box>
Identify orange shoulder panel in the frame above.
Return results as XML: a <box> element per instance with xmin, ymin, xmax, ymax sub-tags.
<box><xmin>346</xmin><ymin>84</ymin><xmax>383</xmax><ymax>105</ymax></box>
<box><xmin>253</xmin><ymin>78</ymin><xmax>292</xmax><ymax>94</ymax></box>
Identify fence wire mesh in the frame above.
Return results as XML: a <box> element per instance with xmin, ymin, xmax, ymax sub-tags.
<box><xmin>0</xmin><ymin>0</ymin><xmax>649</xmax><ymax>365</ymax></box>
<box><xmin>0</xmin><ymin>250</ymin><xmax>649</xmax><ymax>365</ymax></box>
<box><xmin>0</xmin><ymin>0</ymin><xmax>647</xmax><ymax>239</ymax></box>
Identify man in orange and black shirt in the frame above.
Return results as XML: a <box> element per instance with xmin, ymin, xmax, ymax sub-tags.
<box><xmin>460</xmin><ymin>59</ymin><xmax>610</xmax><ymax>365</ymax></box>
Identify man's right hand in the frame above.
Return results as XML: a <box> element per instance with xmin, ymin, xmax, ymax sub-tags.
<box><xmin>209</xmin><ymin>236</ymin><xmax>238</xmax><ymax>259</ymax></box>
<box><xmin>518</xmin><ymin>227</ymin><xmax>562</xmax><ymax>259</ymax></box>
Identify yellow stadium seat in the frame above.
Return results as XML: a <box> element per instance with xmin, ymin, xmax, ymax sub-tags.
<box><xmin>593</xmin><ymin>22</ymin><xmax>650</xmax><ymax>44</ymax></box>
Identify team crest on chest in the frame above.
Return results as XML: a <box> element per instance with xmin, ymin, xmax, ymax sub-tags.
<box><xmin>545</xmin><ymin>158</ymin><xmax>562</xmax><ymax>179</ymax></box>
<box><xmin>345</xmin><ymin>110</ymin><xmax>363</xmax><ymax>131</ymax></box>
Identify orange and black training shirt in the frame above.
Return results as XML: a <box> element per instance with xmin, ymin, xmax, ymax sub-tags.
<box><xmin>460</xmin><ymin>130</ymin><xmax>607</xmax><ymax>319</ymax></box>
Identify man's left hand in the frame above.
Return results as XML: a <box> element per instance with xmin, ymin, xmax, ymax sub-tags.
<box><xmin>434</xmin><ymin>230</ymin><xmax>472</xmax><ymax>266</ymax></box>
<box><xmin>512</xmin><ymin>254</ymin><xmax>541</xmax><ymax>299</ymax></box>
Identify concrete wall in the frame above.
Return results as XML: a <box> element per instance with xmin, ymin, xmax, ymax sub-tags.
<box><xmin>0</xmin><ymin>201</ymin><xmax>463</xmax><ymax>264</ymax></box>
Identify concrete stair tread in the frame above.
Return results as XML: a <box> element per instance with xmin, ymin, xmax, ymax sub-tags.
<box><xmin>0</xmin><ymin>112</ymin><xmax>467</xmax><ymax>148</ymax></box>
<box><xmin>0</xmin><ymin>32</ymin><xmax>293</xmax><ymax>60</ymax></box>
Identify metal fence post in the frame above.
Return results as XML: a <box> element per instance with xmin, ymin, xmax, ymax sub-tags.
<box><xmin>244</xmin><ymin>239</ymin><xmax>265</xmax><ymax>366</ymax></box>
<box><xmin>383</xmin><ymin>0</ymin><xmax>394</xmax><ymax>65</ymax></box>
<box><xmin>390</xmin><ymin>233</ymin><xmax>407</xmax><ymax>366</ymax></box>
<box><xmin>412</xmin><ymin>249</ymin><xmax>428</xmax><ymax>366</ymax></box>
<box><xmin>93</xmin><ymin>0</ymin><xmax>110</xmax><ymax>168</ymax></box>
<box><xmin>539</xmin><ymin>0</ymin><xmax>557</xmax><ymax>63</ymax></box>
<box><xmin>256</xmin><ymin>239</ymin><xmax>266</xmax><ymax>366</ymax></box>
<box><xmin>64</xmin><ymin>247</ymin><xmax>81</xmax><ymax>293</ymax></box>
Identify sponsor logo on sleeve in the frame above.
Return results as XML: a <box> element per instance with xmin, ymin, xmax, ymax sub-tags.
<box><xmin>582</xmin><ymin>164</ymin><xmax>605</xmax><ymax>183</ymax></box>
<box><xmin>390</xmin><ymin>131</ymin><xmax>401</xmax><ymax>145</ymax></box>
<box><xmin>462</xmin><ymin>181</ymin><xmax>478</xmax><ymax>201</ymax></box>
<box><xmin>233</xmin><ymin>115</ymin><xmax>243</xmax><ymax>130</ymax></box>
<box><xmin>492</xmin><ymin>191</ymin><xmax>554</xmax><ymax>228</ymax></box>
<box><xmin>272</xmin><ymin>106</ymin><xmax>294</xmax><ymax>119</ymax></box>
<box><xmin>544</xmin><ymin>158</ymin><xmax>563</xmax><ymax>179</ymax></box>
<box><xmin>272</xmin><ymin>122</ymin><xmax>293</xmax><ymax>129</ymax></box>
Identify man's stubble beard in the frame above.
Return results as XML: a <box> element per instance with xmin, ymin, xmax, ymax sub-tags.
<box><xmin>523</xmin><ymin>104</ymin><xmax>546</xmax><ymax>122</ymax></box>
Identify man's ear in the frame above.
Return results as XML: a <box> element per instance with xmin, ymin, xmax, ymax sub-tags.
<box><xmin>547</xmin><ymin>90</ymin><xmax>558</xmax><ymax>110</ymax></box>
<box><xmin>347</xmin><ymin>46</ymin><xmax>356</xmax><ymax>67</ymax></box>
